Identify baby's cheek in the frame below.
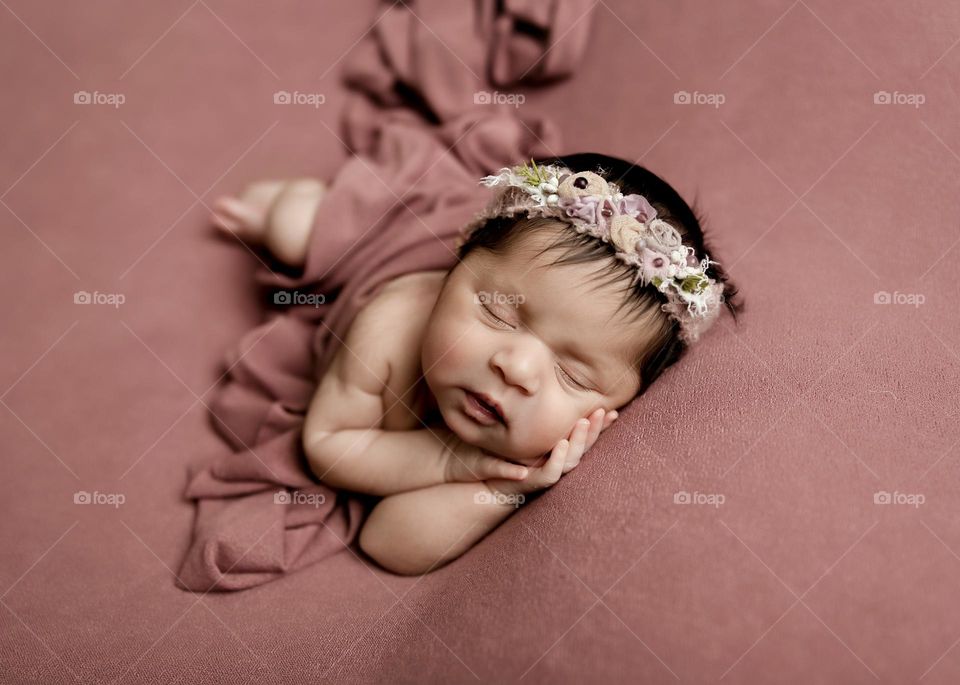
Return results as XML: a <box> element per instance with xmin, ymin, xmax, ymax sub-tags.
<box><xmin>422</xmin><ymin>318</ymin><xmax>469</xmax><ymax>375</ymax></box>
<box><xmin>511</xmin><ymin>402</ymin><xmax>575</xmax><ymax>456</ymax></box>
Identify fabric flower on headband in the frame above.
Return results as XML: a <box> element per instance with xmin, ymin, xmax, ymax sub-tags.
<box><xmin>456</xmin><ymin>160</ymin><xmax>725</xmax><ymax>343</ymax></box>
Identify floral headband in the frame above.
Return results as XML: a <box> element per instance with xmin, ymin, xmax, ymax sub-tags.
<box><xmin>455</xmin><ymin>160</ymin><xmax>725</xmax><ymax>344</ymax></box>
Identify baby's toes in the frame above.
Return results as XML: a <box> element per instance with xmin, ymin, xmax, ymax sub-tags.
<box><xmin>212</xmin><ymin>196</ymin><xmax>267</xmax><ymax>240</ymax></box>
<box><xmin>210</xmin><ymin>209</ymin><xmax>241</xmax><ymax>234</ymax></box>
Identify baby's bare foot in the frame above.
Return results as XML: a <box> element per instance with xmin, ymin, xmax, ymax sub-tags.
<box><xmin>211</xmin><ymin>180</ymin><xmax>286</xmax><ymax>243</ymax></box>
<box><xmin>264</xmin><ymin>179</ymin><xmax>326</xmax><ymax>268</ymax></box>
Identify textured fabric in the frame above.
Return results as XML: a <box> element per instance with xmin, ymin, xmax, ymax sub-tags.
<box><xmin>2</xmin><ymin>0</ymin><xmax>959</xmax><ymax>682</ymax></box>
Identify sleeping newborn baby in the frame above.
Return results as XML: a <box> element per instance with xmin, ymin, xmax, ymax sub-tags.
<box><xmin>211</xmin><ymin>153</ymin><xmax>740</xmax><ymax>575</ymax></box>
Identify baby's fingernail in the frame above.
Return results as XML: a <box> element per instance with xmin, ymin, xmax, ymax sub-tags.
<box><xmin>516</xmin><ymin>467</ymin><xmax>528</xmax><ymax>478</ymax></box>
<box><xmin>610</xmin><ymin>411</ymin><xmax>618</xmax><ymax>419</ymax></box>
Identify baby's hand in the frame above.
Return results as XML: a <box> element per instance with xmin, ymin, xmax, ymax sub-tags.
<box><xmin>487</xmin><ymin>408</ymin><xmax>618</xmax><ymax>498</ymax></box>
<box><xmin>560</xmin><ymin>408</ymin><xmax>617</xmax><ymax>474</ymax></box>
<box><xmin>439</xmin><ymin>429</ymin><xmax>530</xmax><ymax>483</ymax></box>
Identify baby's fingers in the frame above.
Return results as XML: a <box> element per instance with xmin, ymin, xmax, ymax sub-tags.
<box><xmin>584</xmin><ymin>408</ymin><xmax>618</xmax><ymax>451</ymax></box>
<box><xmin>560</xmin><ymin>418</ymin><xmax>590</xmax><ymax>474</ymax></box>
<box><xmin>483</xmin><ymin>456</ymin><xmax>528</xmax><ymax>481</ymax></box>
<box><xmin>602</xmin><ymin>410</ymin><xmax>618</xmax><ymax>430</ymax></box>
<box><xmin>585</xmin><ymin>409</ymin><xmax>605</xmax><ymax>448</ymax></box>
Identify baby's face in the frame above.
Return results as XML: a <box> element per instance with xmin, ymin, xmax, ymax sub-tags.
<box><xmin>421</xmin><ymin>230</ymin><xmax>645</xmax><ymax>464</ymax></box>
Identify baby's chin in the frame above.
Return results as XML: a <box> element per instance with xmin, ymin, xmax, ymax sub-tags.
<box><xmin>449</xmin><ymin>423</ymin><xmax>549</xmax><ymax>465</ymax></box>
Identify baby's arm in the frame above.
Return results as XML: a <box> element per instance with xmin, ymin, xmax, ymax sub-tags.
<box><xmin>359</xmin><ymin>411</ymin><xmax>610</xmax><ymax>575</ymax></box>
<box><xmin>302</xmin><ymin>318</ymin><xmax>447</xmax><ymax>496</ymax></box>
<box><xmin>359</xmin><ymin>481</ymin><xmax>517</xmax><ymax>575</ymax></box>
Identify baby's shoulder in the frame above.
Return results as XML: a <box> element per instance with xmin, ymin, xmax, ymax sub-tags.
<box><xmin>355</xmin><ymin>270</ymin><xmax>447</xmax><ymax>336</ymax></box>
<box><xmin>371</xmin><ymin>269</ymin><xmax>447</xmax><ymax>304</ymax></box>
<box><xmin>304</xmin><ymin>270</ymin><xmax>448</xmax><ymax>438</ymax></box>
<box><xmin>347</xmin><ymin>270</ymin><xmax>447</xmax><ymax>429</ymax></box>
<box><xmin>342</xmin><ymin>270</ymin><xmax>446</xmax><ymax>376</ymax></box>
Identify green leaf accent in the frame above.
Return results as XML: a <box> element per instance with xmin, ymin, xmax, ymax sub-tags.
<box><xmin>517</xmin><ymin>158</ymin><xmax>549</xmax><ymax>187</ymax></box>
<box><xmin>680</xmin><ymin>275</ymin><xmax>708</xmax><ymax>293</ymax></box>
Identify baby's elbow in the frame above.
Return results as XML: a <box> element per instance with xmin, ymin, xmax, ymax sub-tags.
<box><xmin>358</xmin><ymin>518</ymin><xmax>454</xmax><ymax>576</ymax></box>
<box><xmin>359</xmin><ymin>523</ymin><xmax>419</xmax><ymax>575</ymax></box>
<box><xmin>302</xmin><ymin>430</ymin><xmax>333</xmax><ymax>481</ymax></box>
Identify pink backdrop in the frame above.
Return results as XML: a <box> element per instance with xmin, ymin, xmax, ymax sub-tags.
<box><xmin>2</xmin><ymin>1</ymin><xmax>959</xmax><ymax>682</ymax></box>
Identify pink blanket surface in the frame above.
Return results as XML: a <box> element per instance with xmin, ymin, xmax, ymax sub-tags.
<box><xmin>6</xmin><ymin>0</ymin><xmax>960</xmax><ymax>681</ymax></box>
<box><xmin>177</xmin><ymin>0</ymin><xmax>596</xmax><ymax>591</ymax></box>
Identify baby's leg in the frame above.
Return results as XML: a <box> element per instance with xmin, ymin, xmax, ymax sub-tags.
<box><xmin>263</xmin><ymin>179</ymin><xmax>326</xmax><ymax>268</ymax></box>
<box><xmin>212</xmin><ymin>180</ymin><xmax>285</xmax><ymax>242</ymax></box>
<box><xmin>212</xmin><ymin>178</ymin><xmax>326</xmax><ymax>268</ymax></box>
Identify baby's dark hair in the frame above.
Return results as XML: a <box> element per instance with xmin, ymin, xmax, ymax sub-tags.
<box><xmin>455</xmin><ymin>152</ymin><xmax>744</xmax><ymax>398</ymax></box>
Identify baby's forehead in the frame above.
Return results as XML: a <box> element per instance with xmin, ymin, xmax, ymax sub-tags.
<box><xmin>473</xmin><ymin>232</ymin><xmax>625</xmax><ymax>308</ymax></box>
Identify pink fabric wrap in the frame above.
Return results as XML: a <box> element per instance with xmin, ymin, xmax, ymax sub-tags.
<box><xmin>176</xmin><ymin>0</ymin><xmax>594</xmax><ymax>591</ymax></box>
